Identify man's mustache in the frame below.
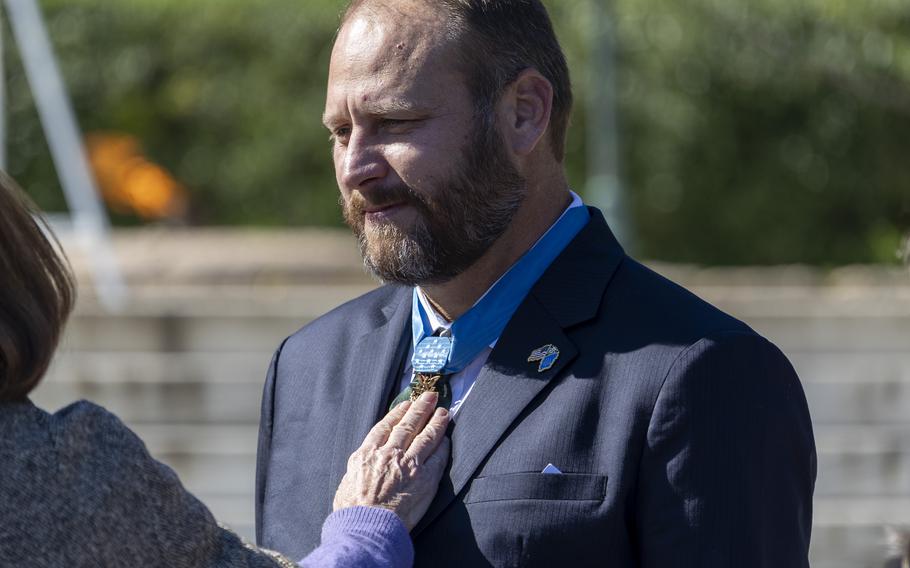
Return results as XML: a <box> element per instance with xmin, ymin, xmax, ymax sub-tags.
<box><xmin>346</xmin><ymin>185</ymin><xmax>430</xmax><ymax>216</ymax></box>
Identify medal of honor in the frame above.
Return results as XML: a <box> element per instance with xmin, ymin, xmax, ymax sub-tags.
<box><xmin>412</xmin><ymin>335</ymin><xmax>452</xmax><ymax>374</ymax></box>
<box><xmin>409</xmin><ymin>335</ymin><xmax>452</xmax><ymax>401</ymax></box>
<box><xmin>410</xmin><ymin>373</ymin><xmax>442</xmax><ymax>399</ymax></box>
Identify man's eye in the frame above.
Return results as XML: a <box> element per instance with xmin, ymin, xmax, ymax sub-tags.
<box><xmin>330</xmin><ymin>127</ymin><xmax>351</xmax><ymax>144</ymax></box>
<box><xmin>379</xmin><ymin>118</ymin><xmax>418</xmax><ymax>131</ymax></box>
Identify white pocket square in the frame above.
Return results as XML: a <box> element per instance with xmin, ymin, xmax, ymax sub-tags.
<box><xmin>541</xmin><ymin>463</ymin><xmax>563</xmax><ymax>474</ymax></box>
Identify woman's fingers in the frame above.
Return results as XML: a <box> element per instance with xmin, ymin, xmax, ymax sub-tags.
<box><xmin>359</xmin><ymin>399</ymin><xmax>412</xmax><ymax>450</ymax></box>
<box><xmin>423</xmin><ymin>435</ymin><xmax>451</xmax><ymax>473</ymax></box>
<box><xmin>333</xmin><ymin>391</ymin><xmax>452</xmax><ymax>530</ymax></box>
<box><xmin>384</xmin><ymin>391</ymin><xmax>438</xmax><ymax>450</ymax></box>
<box><xmin>404</xmin><ymin>406</ymin><xmax>449</xmax><ymax>466</ymax></box>
<box><xmin>392</xmin><ymin>435</ymin><xmax>451</xmax><ymax>531</ymax></box>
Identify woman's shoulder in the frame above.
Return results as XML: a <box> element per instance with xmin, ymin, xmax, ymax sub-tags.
<box><xmin>50</xmin><ymin>399</ymin><xmax>144</xmax><ymax>452</ymax></box>
<box><xmin>0</xmin><ymin>399</ymin><xmax>138</xmax><ymax>459</ymax></box>
<box><xmin>44</xmin><ymin>400</ymin><xmax>161</xmax><ymax>478</ymax></box>
<box><xmin>1</xmin><ymin>400</ymin><xmax>205</xmax><ymax>565</ymax></box>
<box><xmin>41</xmin><ymin>401</ymin><xmax>170</xmax><ymax>506</ymax></box>
<box><xmin>48</xmin><ymin>400</ymin><xmax>194</xmax><ymax>505</ymax></box>
<box><xmin>1</xmin><ymin>400</ymin><xmax>289</xmax><ymax>566</ymax></box>
<box><xmin>52</xmin><ymin>399</ymin><xmax>132</xmax><ymax>434</ymax></box>
<box><xmin>44</xmin><ymin>401</ymin><xmax>225</xmax><ymax>562</ymax></box>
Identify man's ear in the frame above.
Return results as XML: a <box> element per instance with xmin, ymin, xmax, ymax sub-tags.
<box><xmin>497</xmin><ymin>68</ymin><xmax>554</xmax><ymax>157</ymax></box>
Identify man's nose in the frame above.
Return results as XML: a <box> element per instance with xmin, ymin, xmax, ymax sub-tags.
<box><xmin>340</xmin><ymin>133</ymin><xmax>388</xmax><ymax>189</ymax></box>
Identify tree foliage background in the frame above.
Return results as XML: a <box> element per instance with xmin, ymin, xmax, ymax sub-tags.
<box><xmin>4</xmin><ymin>0</ymin><xmax>909</xmax><ymax>265</ymax></box>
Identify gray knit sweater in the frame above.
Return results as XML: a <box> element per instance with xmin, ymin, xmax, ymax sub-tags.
<box><xmin>0</xmin><ymin>399</ymin><xmax>412</xmax><ymax>568</ymax></box>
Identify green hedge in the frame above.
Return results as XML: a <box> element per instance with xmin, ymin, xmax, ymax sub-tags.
<box><xmin>5</xmin><ymin>0</ymin><xmax>909</xmax><ymax>264</ymax></box>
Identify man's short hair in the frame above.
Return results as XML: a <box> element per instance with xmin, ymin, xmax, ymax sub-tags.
<box><xmin>342</xmin><ymin>0</ymin><xmax>573</xmax><ymax>162</ymax></box>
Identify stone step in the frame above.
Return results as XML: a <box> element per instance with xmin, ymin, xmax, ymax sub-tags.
<box><xmin>810</xmin><ymin>524</ymin><xmax>900</xmax><ymax>568</ymax></box>
<box><xmin>61</xmin><ymin>313</ymin><xmax>306</xmax><ymax>352</ymax></box>
<box><xmin>191</xmin><ymin>493</ymin><xmax>910</xmax><ymax>567</ymax></box>
<box><xmin>743</xmin><ymin>317</ymin><xmax>910</xmax><ymax>353</ymax></box>
<box><xmin>35</xmin><ymin>353</ymin><xmax>910</xmax><ymax>425</ymax></box>
<box><xmin>60</xmin><ymin>312</ymin><xmax>910</xmax><ymax>353</ymax></box>
<box><xmin>803</xmin><ymin>379</ymin><xmax>910</xmax><ymax>424</ymax></box>
<box><xmin>179</xmin><ymin>492</ymin><xmax>256</xmax><ymax>542</ymax></box>
<box><xmin>51</xmin><ymin>233</ymin><xmax>907</xmax><ymax>568</ymax></box>
<box><xmin>31</xmin><ymin>380</ymin><xmax>264</xmax><ymax>423</ymax></box>
<box><xmin>173</xmin><ymin>495</ymin><xmax>910</xmax><ymax>564</ymax></box>
<box><xmin>19</xmin><ymin>400</ymin><xmax>908</xmax><ymax>567</ymax></box>
<box><xmin>815</xmin><ymin>497</ymin><xmax>910</xmax><ymax>526</ymax></box>
<box><xmin>816</xmin><ymin>448</ymin><xmax>910</xmax><ymax>497</ymax></box>
<box><xmin>61</xmin><ymin>279</ymin><xmax>910</xmax><ymax>353</ymax></box>
<box><xmin>789</xmin><ymin>351</ymin><xmax>910</xmax><ymax>385</ymax></box>
<box><xmin>168</xmin><ymin>463</ymin><xmax>910</xmax><ymax>566</ymax></box>
<box><xmin>131</xmin><ymin>423</ymin><xmax>260</xmax><ymax>454</ymax></box>
<box><xmin>38</xmin><ymin>378</ymin><xmax>910</xmax><ymax>425</ymax></box>
<box><xmin>18</xmin><ymin>415</ymin><xmax>907</xmax><ymax>502</ymax></box>
<box><xmin>44</xmin><ymin>351</ymin><xmax>273</xmax><ymax>386</ymax></box>
<box><xmin>44</xmin><ymin>348</ymin><xmax>910</xmax><ymax>388</ymax></box>
<box><xmin>196</xmin><ymin>505</ymin><xmax>908</xmax><ymax>568</ymax></box>
<box><xmin>817</xmin><ymin>425</ymin><xmax>910</xmax><ymax>454</ymax></box>
<box><xmin>169</xmin><ymin>431</ymin><xmax>910</xmax><ymax>497</ymax></box>
<box><xmin>121</xmin><ymin>421</ymin><xmax>910</xmax><ymax>456</ymax></box>
<box><xmin>152</xmin><ymin>441</ymin><xmax>910</xmax><ymax>499</ymax></box>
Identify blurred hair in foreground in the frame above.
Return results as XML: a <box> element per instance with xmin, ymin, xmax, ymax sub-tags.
<box><xmin>885</xmin><ymin>526</ymin><xmax>910</xmax><ymax>568</ymax></box>
<box><xmin>0</xmin><ymin>172</ymin><xmax>75</xmax><ymax>402</ymax></box>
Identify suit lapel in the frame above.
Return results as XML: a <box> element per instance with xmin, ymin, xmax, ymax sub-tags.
<box><xmin>329</xmin><ymin>287</ymin><xmax>412</xmax><ymax>487</ymax></box>
<box><xmin>412</xmin><ymin>208</ymin><xmax>626</xmax><ymax>535</ymax></box>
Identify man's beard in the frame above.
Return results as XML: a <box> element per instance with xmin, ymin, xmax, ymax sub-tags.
<box><xmin>341</xmin><ymin>120</ymin><xmax>527</xmax><ymax>286</ymax></box>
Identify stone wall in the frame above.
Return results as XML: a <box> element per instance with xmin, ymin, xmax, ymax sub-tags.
<box><xmin>31</xmin><ymin>229</ymin><xmax>910</xmax><ymax>567</ymax></box>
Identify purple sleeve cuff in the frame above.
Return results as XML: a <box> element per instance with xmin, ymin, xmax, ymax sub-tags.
<box><xmin>298</xmin><ymin>506</ymin><xmax>413</xmax><ymax>568</ymax></box>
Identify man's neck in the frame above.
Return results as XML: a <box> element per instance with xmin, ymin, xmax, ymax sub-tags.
<box><xmin>421</xmin><ymin>181</ymin><xmax>572</xmax><ymax>321</ymax></box>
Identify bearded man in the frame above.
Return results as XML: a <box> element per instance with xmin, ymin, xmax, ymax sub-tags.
<box><xmin>255</xmin><ymin>1</ymin><xmax>817</xmax><ymax>566</ymax></box>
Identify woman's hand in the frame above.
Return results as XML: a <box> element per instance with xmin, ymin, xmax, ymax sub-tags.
<box><xmin>333</xmin><ymin>391</ymin><xmax>451</xmax><ymax>531</ymax></box>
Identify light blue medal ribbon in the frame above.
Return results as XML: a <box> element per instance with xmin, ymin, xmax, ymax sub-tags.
<box><xmin>411</xmin><ymin>203</ymin><xmax>590</xmax><ymax>375</ymax></box>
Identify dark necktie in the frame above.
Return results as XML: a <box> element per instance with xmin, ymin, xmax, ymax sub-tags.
<box><xmin>389</xmin><ymin>328</ymin><xmax>453</xmax><ymax>411</ymax></box>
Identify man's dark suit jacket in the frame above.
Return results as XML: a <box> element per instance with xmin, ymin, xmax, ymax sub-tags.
<box><xmin>256</xmin><ymin>208</ymin><xmax>816</xmax><ymax>567</ymax></box>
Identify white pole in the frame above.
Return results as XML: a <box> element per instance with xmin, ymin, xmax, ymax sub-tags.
<box><xmin>586</xmin><ymin>0</ymin><xmax>633</xmax><ymax>251</ymax></box>
<box><xmin>0</xmin><ymin>5</ymin><xmax>7</xmax><ymax>172</ymax></box>
<box><xmin>4</xmin><ymin>0</ymin><xmax>126</xmax><ymax>311</ymax></box>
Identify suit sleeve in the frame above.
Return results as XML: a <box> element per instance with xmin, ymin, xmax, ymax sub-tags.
<box><xmin>257</xmin><ymin>339</ymin><xmax>288</xmax><ymax>546</ymax></box>
<box><xmin>636</xmin><ymin>331</ymin><xmax>817</xmax><ymax>568</ymax></box>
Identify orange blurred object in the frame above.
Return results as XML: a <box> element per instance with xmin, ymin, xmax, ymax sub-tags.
<box><xmin>86</xmin><ymin>133</ymin><xmax>188</xmax><ymax>220</ymax></box>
